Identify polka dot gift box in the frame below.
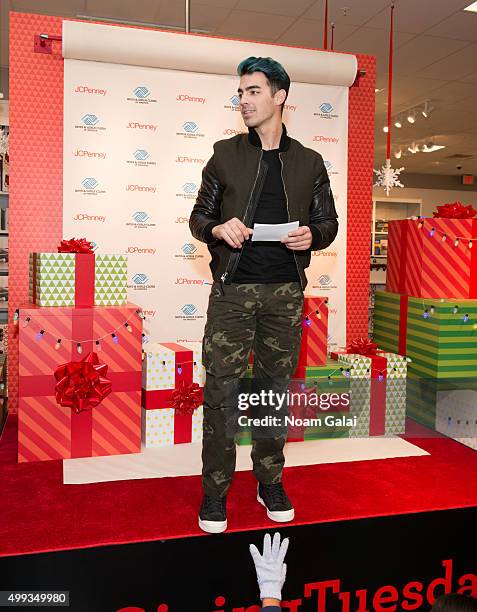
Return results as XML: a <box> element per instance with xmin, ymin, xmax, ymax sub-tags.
<box><xmin>141</xmin><ymin>342</ymin><xmax>204</xmax><ymax>447</ymax></box>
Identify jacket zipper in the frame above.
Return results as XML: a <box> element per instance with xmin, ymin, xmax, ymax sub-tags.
<box><xmin>220</xmin><ymin>150</ymin><xmax>264</xmax><ymax>283</ymax></box>
<box><xmin>279</xmin><ymin>152</ymin><xmax>304</xmax><ymax>291</ymax></box>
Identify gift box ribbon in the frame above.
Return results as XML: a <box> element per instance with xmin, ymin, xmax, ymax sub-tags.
<box><xmin>433</xmin><ymin>202</ymin><xmax>477</xmax><ymax>219</ymax></box>
<box><xmin>331</xmin><ymin>350</ymin><xmax>388</xmax><ymax>436</ymax></box>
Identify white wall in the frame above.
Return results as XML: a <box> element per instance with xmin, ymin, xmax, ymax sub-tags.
<box><xmin>373</xmin><ymin>185</ymin><xmax>477</xmax><ymax>217</ymax></box>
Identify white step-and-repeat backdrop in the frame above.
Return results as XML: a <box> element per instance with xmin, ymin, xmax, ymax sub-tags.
<box><xmin>63</xmin><ymin>30</ymin><xmax>349</xmax><ymax>350</ymax></box>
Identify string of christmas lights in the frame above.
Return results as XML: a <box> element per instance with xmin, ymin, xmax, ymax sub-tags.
<box><xmin>415</xmin><ymin>217</ymin><xmax>475</xmax><ymax>250</ymax></box>
<box><xmin>302</xmin><ymin>298</ymin><xmax>329</xmax><ymax>326</ymax></box>
<box><xmin>419</xmin><ymin>299</ymin><xmax>477</xmax><ymax>329</ymax></box>
<box><xmin>12</xmin><ymin>308</ymin><xmax>149</xmax><ymax>353</ymax></box>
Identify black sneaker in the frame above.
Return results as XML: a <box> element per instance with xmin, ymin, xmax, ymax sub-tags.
<box><xmin>198</xmin><ymin>495</ymin><xmax>227</xmax><ymax>533</ymax></box>
<box><xmin>257</xmin><ymin>482</ymin><xmax>295</xmax><ymax>522</ymax></box>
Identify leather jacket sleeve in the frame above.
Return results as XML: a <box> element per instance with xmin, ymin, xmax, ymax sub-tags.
<box><xmin>308</xmin><ymin>156</ymin><xmax>339</xmax><ymax>251</ymax></box>
<box><xmin>189</xmin><ymin>152</ymin><xmax>224</xmax><ymax>244</ymax></box>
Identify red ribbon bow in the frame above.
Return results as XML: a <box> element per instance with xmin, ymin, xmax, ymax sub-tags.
<box><xmin>58</xmin><ymin>238</ymin><xmax>95</xmax><ymax>254</ymax></box>
<box><xmin>54</xmin><ymin>352</ymin><xmax>112</xmax><ymax>414</ymax></box>
<box><xmin>345</xmin><ymin>337</ymin><xmax>378</xmax><ymax>356</ymax></box>
<box><xmin>167</xmin><ymin>380</ymin><xmax>203</xmax><ymax>416</ymax></box>
<box><xmin>433</xmin><ymin>202</ymin><xmax>477</xmax><ymax>219</ymax></box>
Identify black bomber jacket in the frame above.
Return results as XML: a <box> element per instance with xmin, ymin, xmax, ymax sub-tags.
<box><xmin>189</xmin><ymin>124</ymin><xmax>339</xmax><ymax>290</ymax></box>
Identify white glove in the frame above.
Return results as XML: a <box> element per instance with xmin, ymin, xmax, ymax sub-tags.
<box><xmin>249</xmin><ymin>532</ymin><xmax>289</xmax><ymax>601</ymax></box>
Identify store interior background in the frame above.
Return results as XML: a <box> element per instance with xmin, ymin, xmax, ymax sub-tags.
<box><xmin>0</xmin><ymin>0</ymin><xmax>476</xmax><ymax>212</ymax></box>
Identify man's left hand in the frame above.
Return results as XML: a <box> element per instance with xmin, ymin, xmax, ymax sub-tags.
<box><xmin>281</xmin><ymin>226</ymin><xmax>312</xmax><ymax>250</ymax></box>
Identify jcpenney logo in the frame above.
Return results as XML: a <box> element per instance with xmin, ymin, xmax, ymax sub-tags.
<box><xmin>175</xmin><ymin>216</ymin><xmax>190</xmax><ymax>224</ymax></box>
<box><xmin>313</xmin><ymin>250</ymin><xmax>337</xmax><ymax>257</ymax></box>
<box><xmin>73</xmin><ymin>213</ymin><xmax>106</xmax><ymax>222</ymax></box>
<box><xmin>176</xmin><ymin>94</ymin><xmax>206</xmax><ymax>104</ymax></box>
<box><xmin>126</xmin><ymin>184</ymin><xmax>157</xmax><ymax>193</ymax></box>
<box><xmin>126</xmin><ymin>122</ymin><xmax>158</xmax><ymax>131</ymax></box>
<box><xmin>126</xmin><ymin>86</ymin><xmax>158</xmax><ymax>104</ymax></box>
<box><xmin>126</xmin><ymin>246</ymin><xmax>157</xmax><ymax>255</ymax></box>
<box><xmin>74</xmin><ymin>85</ymin><xmax>107</xmax><ymax>96</ymax></box>
<box><xmin>313</xmin><ymin>135</ymin><xmax>340</xmax><ymax>144</ymax></box>
<box><xmin>174</xmin><ymin>277</ymin><xmax>205</xmax><ymax>285</ymax></box>
<box><xmin>74</xmin><ymin>149</ymin><xmax>107</xmax><ymax>159</ymax></box>
<box><xmin>175</xmin><ymin>156</ymin><xmax>205</xmax><ymax>164</ymax></box>
<box><xmin>223</xmin><ymin>128</ymin><xmax>246</xmax><ymax>136</ymax></box>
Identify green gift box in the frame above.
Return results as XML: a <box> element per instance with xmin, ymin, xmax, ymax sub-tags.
<box><xmin>373</xmin><ymin>291</ymin><xmax>477</xmax><ymax>379</ymax></box>
<box><xmin>29</xmin><ymin>252</ymin><xmax>128</xmax><ymax>307</ymax></box>
<box><xmin>406</xmin><ymin>372</ymin><xmax>477</xmax><ymax>433</ymax></box>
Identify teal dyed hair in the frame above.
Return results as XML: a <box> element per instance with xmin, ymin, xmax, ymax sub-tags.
<box><xmin>237</xmin><ymin>56</ymin><xmax>290</xmax><ymax>108</ymax></box>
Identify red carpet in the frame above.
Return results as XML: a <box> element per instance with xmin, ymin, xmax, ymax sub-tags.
<box><xmin>0</xmin><ymin>414</ymin><xmax>476</xmax><ymax>558</ymax></box>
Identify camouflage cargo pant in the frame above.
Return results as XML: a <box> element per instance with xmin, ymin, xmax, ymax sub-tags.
<box><xmin>201</xmin><ymin>280</ymin><xmax>304</xmax><ymax>498</ymax></box>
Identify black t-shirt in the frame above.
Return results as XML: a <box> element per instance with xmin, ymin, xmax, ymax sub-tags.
<box><xmin>232</xmin><ymin>148</ymin><xmax>300</xmax><ymax>284</ymax></box>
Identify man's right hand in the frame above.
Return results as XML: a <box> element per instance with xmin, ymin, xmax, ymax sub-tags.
<box><xmin>211</xmin><ymin>218</ymin><xmax>253</xmax><ymax>249</ymax></box>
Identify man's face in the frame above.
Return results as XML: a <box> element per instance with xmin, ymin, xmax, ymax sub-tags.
<box><xmin>238</xmin><ymin>71</ymin><xmax>285</xmax><ymax>128</ymax></box>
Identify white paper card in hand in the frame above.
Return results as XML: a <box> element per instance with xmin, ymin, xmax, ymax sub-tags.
<box><xmin>251</xmin><ymin>221</ymin><xmax>299</xmax><ymax>242</ymax></box>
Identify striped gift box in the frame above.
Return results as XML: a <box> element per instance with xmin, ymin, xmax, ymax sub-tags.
<box><xmin>295</xmin><ymin>295</ymin><xmax>328</xmax><ymax>369</ymax></box>
<box><xmin>373</xmin><ymin>291</ymin><xmax>477</xmax><ymax>379</ymax></box>
<box><xmin>18</xmin><ymin>303</ymin><xmax>142</xmax><ymax>462</ymax></box>
<box><xmin>387</xmin><ymin>218</ymin><xmax>477</xmax><ymax>299</ymax></box>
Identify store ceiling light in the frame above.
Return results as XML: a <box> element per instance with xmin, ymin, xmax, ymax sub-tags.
<box><xmin>394</xmin><ymin>149</ymin><xmax>402</xmax><ymax>159</ymax></box>
<box><xmin>421</xmin><ymin>101</ymin><xmax>434</xmax><ymax>118</ymax></box>
<box><xmin>383</xmin><ymin>125</ymin><xmax>389</xmax><ymax>133</ymax></box>
<box><xmin>394</xmin><ymin>118</ymin><xmax>402</xmax><ymax>128</ymax></box>
<box><xmin>464</xmin><ymin>1</ymin><xmax>477</xmax><ymax>12</ymax></box>
<box><xmin>422</xmin><ymin>143</ymin><xmax>446</xmax><ymax>153</ymax></box>
<box><xmin>407</xmin><ymin>111</ymin><xmax>416</xmax><ymax>124</ymax></box>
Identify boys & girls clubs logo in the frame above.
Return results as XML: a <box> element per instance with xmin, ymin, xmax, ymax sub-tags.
<box><xmin>175</xmin><ymin>243</ymin><xmax>204</xmax><ymax>261</ymax></box>
<box><xmin>128</xmin><ymin>273</ymin><xmax>156</xmax><ymax>291</ymax></box>
<box><xmin>75</xmin><ymin>177</ymin><xmax>106</xmax><ymax>196</ymax></box>
<box><xmin>126</xmin><ymin>149</ymin><xmax>157</xmax><ymax>167</ymax></box>
<box><xmin>75</xmin><ymin>114</ymin><xmax>106</xmax><ymax>132</ymax></box>
<box><xmin>126</xmin><ymin>211</ymin><xmax>156</xmax><ymax>229</ymax></box>
<box><xmin>314</xmin><ymin>102</ymin><xmax>340</xmax><ymax>120</ymax></box>
<box><xmin>176</xmin><ymin>182</ymin><xmax>198</xmax><ymax>200</ymax></box>
<box><xmin>126</xmin><ymin>86</ymin><xmax>158</xmax><ymax>104</ymax></box>
<box><xmin>176</xmin><ymin>121</ymin><xmax>205</xmax><ymax>139</ymax></box>
<box><xmin>175</xmin><ymin>303</ymin><xmax>204</xmax><ymax>322</ymax></box>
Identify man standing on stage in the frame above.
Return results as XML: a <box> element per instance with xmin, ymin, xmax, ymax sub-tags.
<box><xmin>190</xmin><ymin>56</ymin><xmax>338</xmax><ymax>533</ymax></box>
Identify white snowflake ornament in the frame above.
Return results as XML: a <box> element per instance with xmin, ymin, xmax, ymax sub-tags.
<box><xmin>374</xmin><ymin>158</ymin><xmax>404</xmax><ymax>196</ymax></box>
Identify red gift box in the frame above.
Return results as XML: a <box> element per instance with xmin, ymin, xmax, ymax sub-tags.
<box><xmin>295</xmin><ymin>296</ymin><xmax>328</xmax><ymax>373</ymax></box>
<box><xmin>387</xmin><ymin>218</ymin><xmax>477</xmax><ymax>299</ymax></box>
<box><xmin>18</xmin><ymin>303</ymin><xmax>143</xmax><ymax>462</ymax></box>
<box><xmin>141</xmin><ymin>343</ymin><xmax>203</xmax><ymax>445</ymax></box>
